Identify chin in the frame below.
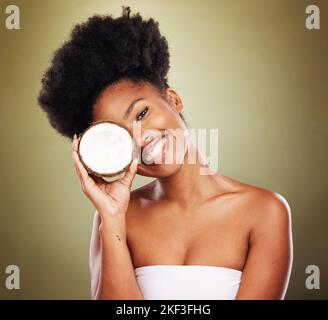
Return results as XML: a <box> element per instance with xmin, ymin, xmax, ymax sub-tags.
<box><xmin>137</xmin><ymin>162</ymin><xmax>183</xmax><ymax>178</ymax></box>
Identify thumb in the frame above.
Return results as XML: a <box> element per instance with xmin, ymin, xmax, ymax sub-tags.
<box><xmin>119</xmin><ymin>157</ymin><xmax>139</xmax><ymax>189</ymax></box>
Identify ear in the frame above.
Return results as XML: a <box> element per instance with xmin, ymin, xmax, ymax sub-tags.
<box><xmin>165</xmin><ymin>88</ymin><xmax>184</xmax><ymax>114</ymax></box>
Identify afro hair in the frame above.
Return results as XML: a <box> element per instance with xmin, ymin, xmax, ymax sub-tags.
<box><xmin>38</xmin><ymin>6</ymin><xmax>171</xmax><ymax>140</ymax></box>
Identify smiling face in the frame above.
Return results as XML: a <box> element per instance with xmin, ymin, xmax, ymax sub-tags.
<box><xmin>92</xmin><ymin>78</ymin><xmax>189</xmax><ymax>178</ymax></box>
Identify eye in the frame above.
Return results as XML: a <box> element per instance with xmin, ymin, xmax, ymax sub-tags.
<box><xmin>136</xmin><ymin>106</ymin><xmax>149</xmax><ymax>121</ymax></box>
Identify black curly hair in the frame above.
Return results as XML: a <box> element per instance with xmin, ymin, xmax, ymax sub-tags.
<box><xmin>38</xmin><ymin>6</ymin><xmax>185</xmax><ymax>140</ymax></box>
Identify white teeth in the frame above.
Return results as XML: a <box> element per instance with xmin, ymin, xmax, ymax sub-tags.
<box><xmin>145</xmin><ymin>137</ymin><xmax>165</xmax><ymax>162</ymax></box>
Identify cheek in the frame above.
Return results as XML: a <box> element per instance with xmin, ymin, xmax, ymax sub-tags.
<box><xmin>167</xmin><ymin>134</ymin><xmax>188</xmax><ymax>164</ymax></box>
<box><xmin>148</xmin><ymin>106</ymin><xmax>181</xmax><ymax>130</ymax></box>
<box><xmin>149</xmin><ymin>108</ymin><xmax>171</xmax><ymax>128</ymax></box>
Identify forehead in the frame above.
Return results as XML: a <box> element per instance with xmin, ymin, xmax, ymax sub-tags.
<box><xmin>92</xmin><ymin>80</ymin><xmax>160</xmax><ymax>123</ymax></box>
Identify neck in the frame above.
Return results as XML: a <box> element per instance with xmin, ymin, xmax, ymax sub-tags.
<box><xmin>154</xmin><ymin>142</ymin><xmax>228</xmax><ymax>207</ymax></box>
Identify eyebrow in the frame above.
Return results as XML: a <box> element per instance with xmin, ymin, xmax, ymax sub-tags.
<box><xmin>124</xmin><ymin>98</ymin><xmax>145</xmax><ymax>119</ymax></box>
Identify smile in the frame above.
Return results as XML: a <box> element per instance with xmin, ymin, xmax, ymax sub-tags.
<box><xmin>142</xmin><ymin>134</ymin><xmax>170</xmax><ymax>165</ymax></box>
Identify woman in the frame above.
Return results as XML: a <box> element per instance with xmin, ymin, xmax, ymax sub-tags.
<box><xmin>38</xmin><ymin>6</ymin><xmax>293</xmax><ymax>300</ymax></box>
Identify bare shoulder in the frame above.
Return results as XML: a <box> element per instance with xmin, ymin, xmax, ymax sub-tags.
<box><xmin>247</xmin><ymin>186</ymin><xmax>291</xmax><ymax>226</ymax></box>
<box><xmin>220</xmin><ymin>175</ymin><xmax>291</xmax><ymax>227</ymax></box>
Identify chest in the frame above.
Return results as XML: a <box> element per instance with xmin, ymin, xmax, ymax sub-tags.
<box><xmin>126</xmin><ymin>200</ymin><xmax>250</xmax><ymax>271</ymax></box>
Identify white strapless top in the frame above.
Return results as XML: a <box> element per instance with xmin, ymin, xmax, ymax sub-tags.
<box><xmin>134</xmin><ymin>265</ymin><xmax>243</xmax><ymax>300</ymax></box>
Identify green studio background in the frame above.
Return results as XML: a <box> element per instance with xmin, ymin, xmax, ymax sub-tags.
<box><xmin>0</xmin><ymin>0</ymin><xmax>327</xmax><ymax>299</ymax></box>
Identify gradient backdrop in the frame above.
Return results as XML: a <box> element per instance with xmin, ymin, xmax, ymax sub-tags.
<box><xmin>0</xmin><ymin>0</ymin><xmax>327</xmax><ymax>299</ymax></box>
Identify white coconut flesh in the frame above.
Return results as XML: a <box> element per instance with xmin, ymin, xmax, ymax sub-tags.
<box><xmin>78</xmin><ymin>122</ymin><xmax>133</xmax><ymax>177</ymax></box>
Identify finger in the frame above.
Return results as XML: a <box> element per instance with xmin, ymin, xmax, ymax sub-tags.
<box><xmin>73</xmin><ymin>157</ymin><xmax>83</xmax><ymax>181</ymax></box>
<box><xmin>72</xmin><ymin>153</ymin><xmax>86</xmax><ymax>189</ymax></box>
<box><xmin>72</xmin><ymin>133</ymin><xmax>79</xmax><ymax>152</ymax></box>
<box><xmin>90</xmin><ymin>173</ymin><xmax>105</xmax><ymax>186</ymax></box>
<box><xmin>72</xmin><ymin>149</ymin><xmax>90</xmax><ymax>184</ymax></box>
<box><xmin>119</xmin><ymin>157</ymin><xmax>138</xmax><ymax>189</ymax></box>
<box><xmin>72</xmin><ymin>134</ymin><xmax>80</xmax><ymax>167</ymax></box>
<box><xmin>72</xmin><ymin>134</ymin><xmax>91</xmax><ymax>181</ymax></box>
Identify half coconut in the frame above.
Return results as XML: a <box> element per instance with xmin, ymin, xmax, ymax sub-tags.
<box><xmin>77</xmin><ymin>121</ymin><xmax>136</xmax><ymax>182</ymax></box>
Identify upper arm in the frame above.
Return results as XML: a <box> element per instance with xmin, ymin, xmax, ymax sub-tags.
<box><xmin>89</xmin><ymin>210</ymin><xmax>102</xmax><ymax>299</ymax></box>
<box><xmin>236</xmin><ymin>192</ymin><xmax>293</xmax><ymax>300</ymax></box>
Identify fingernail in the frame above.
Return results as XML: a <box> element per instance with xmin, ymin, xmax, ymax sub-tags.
<box><xmin>73</xmin><ymin>133</ymin><xmax>77</xmax><ymax>140</ymax></box>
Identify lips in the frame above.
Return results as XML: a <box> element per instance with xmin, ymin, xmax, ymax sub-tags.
<box><xmin>142</xmin><ymin>134</ymin><xmax>169</xmax><ymax>164</ymax></box>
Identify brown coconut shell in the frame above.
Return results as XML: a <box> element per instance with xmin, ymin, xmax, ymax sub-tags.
<box><xmin>77</xmin><ymin>120</ymin><xmax>137</xmax><ymax>179</ymax></box>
